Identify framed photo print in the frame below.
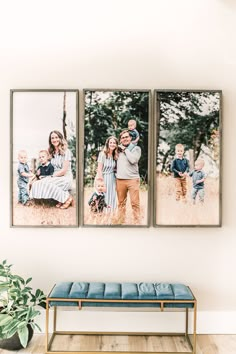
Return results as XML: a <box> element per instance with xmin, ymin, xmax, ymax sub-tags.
<box><xmin>10</xmin><ymin>89</ymin><xmax>79</xmax><ymax>227</ymax></box>
<box><xmin>82</xmin><ymin>89</ymin><xmax>151</xmax><ymax>227</ymax></box>
<box><xmin>154</xmin><ymin>90</ymin><xmax>222</xmax><ymax>227</ymax></box>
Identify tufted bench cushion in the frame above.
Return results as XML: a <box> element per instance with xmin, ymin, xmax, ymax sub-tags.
<box><xmin>48</xmin><ymin>282</ymin><xmax>194</xmax><ymax>308</ymax></box>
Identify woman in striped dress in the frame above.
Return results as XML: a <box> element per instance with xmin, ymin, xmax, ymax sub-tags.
<box><xmin>30</xmin><ymin>130</ymin><xmax>74</xmax><ymax>209</ymax></box>
<box><xmin>96</xmin><ymin>136</ymin><xmax>118</xmax><ymax>211</ymax></box>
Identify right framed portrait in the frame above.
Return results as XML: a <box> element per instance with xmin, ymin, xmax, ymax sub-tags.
<box><xmin>81</xmin><ymin>89</ymin><xmax>151</xmax><ymax>227</ymax></box>
<box><xmin>154</xmin><ymin>90</ymin><xmax>222</xmax><ymax>227</ymax></box>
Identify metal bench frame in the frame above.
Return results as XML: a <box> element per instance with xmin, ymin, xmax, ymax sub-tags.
<box><xmin>45</xmin><ymin>289</ymin><xmax>197</xmax><ymax>354</ymax></box>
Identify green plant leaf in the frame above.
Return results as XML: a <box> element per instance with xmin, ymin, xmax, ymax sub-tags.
<box><xmin>2</xmin><ymin>319</ymin><xmax>19</xmax><ymax>338</ymax></box>
<box><xmin>7</xmin><ymin>300</ymin><xmax>14</xmax><ymax>311</ymax></box>
<box><xmin>2</xmin><ymin>318</ymin><xmax>19</xmax><ymax>332</ymax></box>
<box><xmin>14</xmin><ymin>275</ymin><xmax>25</xmax><ymax>284</ymax></box>
<box><xmin>16</xmin><ymin>309</ymin><xmax>28</xmax><ymax>319</ymax></box>
<box><xmin>24</xmin><ymin>286</ymin><xmax>32</xmax><ymax>292</ymax></box>
<box><xmin>25</xmin><ymin>307</ymin><xmax>32</xmax><ymax>322</ymax></box>
<box><xmin>0</xmin><ymin>281</ymin><xmax>10</xmax><ymax>286</ymax></box>
<box><xmin>38</xmin><ymin>299</ymin><xmax>46</xmax><ymax>309</ymax></box>
<box><xmin>26</xmin><ymin>278</ymin><xmax>32</xmax><ymax>284</ymax></box>
<box><xmin>18</xmin><ymin>325</ymin><xmax>29</xmax><ymax>348</ymax></box>
<box><xmin>0</xmin><ymin>314</ymin><xmax>13</xmax><ymax>326</ymax></box>
<box><xmin>0</xmin><ymin>287</ymin><xmax>9</xmax><ymax>294</ymax></box>
<box><xmin>32</xmin><ymin>322</ymin><xmax>41</xmax><ymax>332</ymax></box>
<box><xmin>0</xmin><ymin>306</ymin><xmax>8</xmax><ymax>314</ymax></box>
<box><xmin>29</xmin><ymin>309</ymin><xmax>40</xmax><ymax>319</ymax></box>
<box><xmin>35</xmin><ymin>289</ymin><xmax>41</xmax><ymax>297</ymax></box>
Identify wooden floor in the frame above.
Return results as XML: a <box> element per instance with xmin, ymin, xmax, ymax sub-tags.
<box><xmin>0</xmin><ymin>334</ymin><xmax>236</xmax><ymax>354</ymax></box>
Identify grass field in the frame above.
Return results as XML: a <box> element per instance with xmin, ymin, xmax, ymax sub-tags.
<box><xmin>13</xmin><ymin>174</ymin><xmax>218</xmax><ymax>227</ymax></box>
<box><xmin>12</xmin><ymin>179</ymin><xmax>77</xmax><ymax>226</ymax></box>
<box><xmin>83</xmin><ymin>187</ymin><xmax>148</xmax><ymax>226</ymax></box>
<box><xmin>12</xmin><ymin>181</ymin><xmax>148</xmax><ymax>227</ymax></box>
<box><xmin>13</xmin><ymin>199</ymin><xmax>77</xmax><ymax>226</ymax></box>
<box><xmin>156</xmin><ymin>174</ymin><xmax>220</xmax><ymax>226</ymax></box>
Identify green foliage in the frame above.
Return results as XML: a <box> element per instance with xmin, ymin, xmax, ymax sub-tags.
<box><xmin>84</xmin><ymin>91</ymin><xmax>149</xmax><ymax>185</ymax></box>
<box><xmin>157</xmin><ymin>92</ymin><xmax>220</xmax><ymax>173</ymax></box>
<box><xmin>0</xmin><ymin>260</ymin><xmax>46</xmax><ymax>348</ymax></box>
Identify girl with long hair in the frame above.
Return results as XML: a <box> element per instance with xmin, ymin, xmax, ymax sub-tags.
<box><xmin>96</xmin><ymin>136</ymin><xmax>118</xmax><ymax>211</ymax></box>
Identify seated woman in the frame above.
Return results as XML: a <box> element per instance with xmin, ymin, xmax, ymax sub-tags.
<box><xmin>30</xmin><ymin>130</ymin><xmax>74</xmax><ymax>209</ymax></box>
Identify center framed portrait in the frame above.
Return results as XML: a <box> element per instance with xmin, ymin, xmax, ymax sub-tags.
<box><xmin>81</xmin><ymin>89</ymin><xmax>151</xmax><ymax>227</ymax></box>
<box><xmin>10</xmin><ymin>89</ymin><xmax>79</xmax><ymax>227</ymax></box>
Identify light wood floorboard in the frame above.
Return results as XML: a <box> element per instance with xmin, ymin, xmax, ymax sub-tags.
<box><xmin>1</xmin><ymin>334</ymin><xmax>236</xmax><ymax>354</ymax></box>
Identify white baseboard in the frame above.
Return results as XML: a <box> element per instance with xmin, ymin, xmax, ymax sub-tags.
<box><xmin>37</xmin><ymin>309</ymin><xmax>236</xmax><ymax>334</ymax></box>
<box><xmin>197</xmin><ymin>311</ymin><xmax>236</xmax><ymax>334</ymax></box>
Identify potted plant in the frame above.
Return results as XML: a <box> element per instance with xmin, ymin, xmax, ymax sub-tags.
<box><xmin>0</xmin><ymin>260</ymin><xmax>46</xmax><ymax>350</ymax></box>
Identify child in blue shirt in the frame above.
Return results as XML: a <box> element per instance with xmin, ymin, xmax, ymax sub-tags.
<box><xmin>29</xmin><ymin>150</ymin><xmax>54</xmax><ymax>190</ymax></box>
<box><xmin>189</xmin><ymin>159</ymin><xmax>206</xmax><ymax>204</ymax></box>
<box><xmin>17</xmin><ymin>150</ymin><xmax>34</xmax><ymax>205</ymax></box>
<box><xmin>128</xmin><ymin>119</ymin><xmax>140</xmax><ymax>146</ymax></box>
<box><xmin>36</xmin><ymin>150</ymin><xmax>54</xmax><ymax>179</ymax></box>
<box><xmin>171</xmin><ymin>144</ymin><xmax>190</xmax><ymax>202</ymax></box>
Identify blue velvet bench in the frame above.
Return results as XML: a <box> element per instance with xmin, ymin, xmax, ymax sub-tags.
<box><xmin>46</xmin><ymin>282</ymin><xmax>197</xmax><ymax>354</ymax></box>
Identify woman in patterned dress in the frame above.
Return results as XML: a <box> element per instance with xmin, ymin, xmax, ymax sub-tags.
<box><xmin>96</xmin><ymin>136</ymin><xmax>118</xmax><ymax>211</ymax></box>
<box><xmin>30</xmin><ymin>130</ymin><xmax>74</xmax><ymax>209</ymax></box>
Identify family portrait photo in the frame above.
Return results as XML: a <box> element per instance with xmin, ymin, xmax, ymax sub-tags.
<box><xmin>155</xmin><ymin>90</ymin><xmax>222</xmax><ymax>226</ymax></box>
<box><xmin>11</xmin><ymin>90</ymin><xmax>78</xmax><ymax>227</ymax></box>
<box><xmin>83</xmin><ymin>89</ymin><xmax>151</xmax><ymax>226</ymax></box>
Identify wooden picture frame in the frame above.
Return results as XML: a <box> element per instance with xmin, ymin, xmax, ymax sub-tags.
<box><xmin>10</xmin><ymin>89</ymin><xmax>79</xmax><ymax>227</ymax></box>
<box><xmin>154</xmin><ymin>89</ymin><xmax>222</xmax><ymax>227</ymax></box>
<box><xmin>81</xmin><ymin>89</ymin><xmax>151</xmax><ymax>227</ymax></box>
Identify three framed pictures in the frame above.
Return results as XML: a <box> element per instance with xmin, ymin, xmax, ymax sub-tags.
<box><xmin>10</xmin><ymin>89</ymin><xmax>222</xmax><ymax>227</ymax></box>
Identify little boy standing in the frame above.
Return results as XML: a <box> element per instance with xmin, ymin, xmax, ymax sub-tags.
<box><xmin>128</xmin><ymin>119</ymin><xmax>140</xmax><ymax>146</ymax></box>
<box><xmin>17</xmin><ymin>150</ymin><xmax>34</xmax><ymax>205</ymax></box>
<box><xmin>171</xmin><ymin>144</ymin><xmax>190</xmax><ymax>202</ymax></box>
<box><xmin>189</xmin><ymin>159</ymin><xmax>206</xmax><ymax>204</ymax></box>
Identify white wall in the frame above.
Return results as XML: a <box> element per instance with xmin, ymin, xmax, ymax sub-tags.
<box><xmin>1</xmin><ymin>0</ymin><xmax>236</xmax><ymax>333</ymax></box>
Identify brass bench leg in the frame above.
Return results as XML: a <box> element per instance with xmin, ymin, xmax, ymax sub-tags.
<box><xmin>185</xmin><ymin>308</ymin><xmax>193</xmax><ymax>353</ymax></box>
<box><xmin>45</xmin><ymin>302</ymin><xmax>58</xmax><ymax>353</ymax></box>
<box><xmin>193</xmin><ymin>301</ymin><xmax>197</xmax><ymax>354</ymax></box>
<box><xmin>185</xmin><ymin>305</ymin><xmax>197</xmax><ymax>354</ymax></box>
<box><xmin>53</xmin><ymin>306</ymin><xmax>57</xmax><ymax>332</ymax></box>
<box><xmin>185</xmin><ymin>308</ymin><xmax>189</xmax><ymax>337</ymax></box>
<box><xmin>45</xmin><ymin>300</ymin><xmax>49</xmax><ymax>352</ymax></box>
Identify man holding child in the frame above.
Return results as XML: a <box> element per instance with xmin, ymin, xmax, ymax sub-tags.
<box><xmin>116</xmin><ymin>129</ymin><xmax>141</xmax><ymax>225</ymax></box>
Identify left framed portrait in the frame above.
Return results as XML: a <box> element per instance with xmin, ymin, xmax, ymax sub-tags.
<box><xmin>10</xmin><ymin>89</ymin><xmax>79</xmax><ymax>227</ymax></box>
<box><xmin>81</xmin><ymin>89</ymin><xmax>151</xmax><ymax>227</ymax></box>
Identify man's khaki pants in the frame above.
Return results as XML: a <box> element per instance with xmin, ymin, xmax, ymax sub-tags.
<box><xmin>116</xmin><ymin>178</ymin><xmax>140</xmax><ymax>224</ymax></box>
